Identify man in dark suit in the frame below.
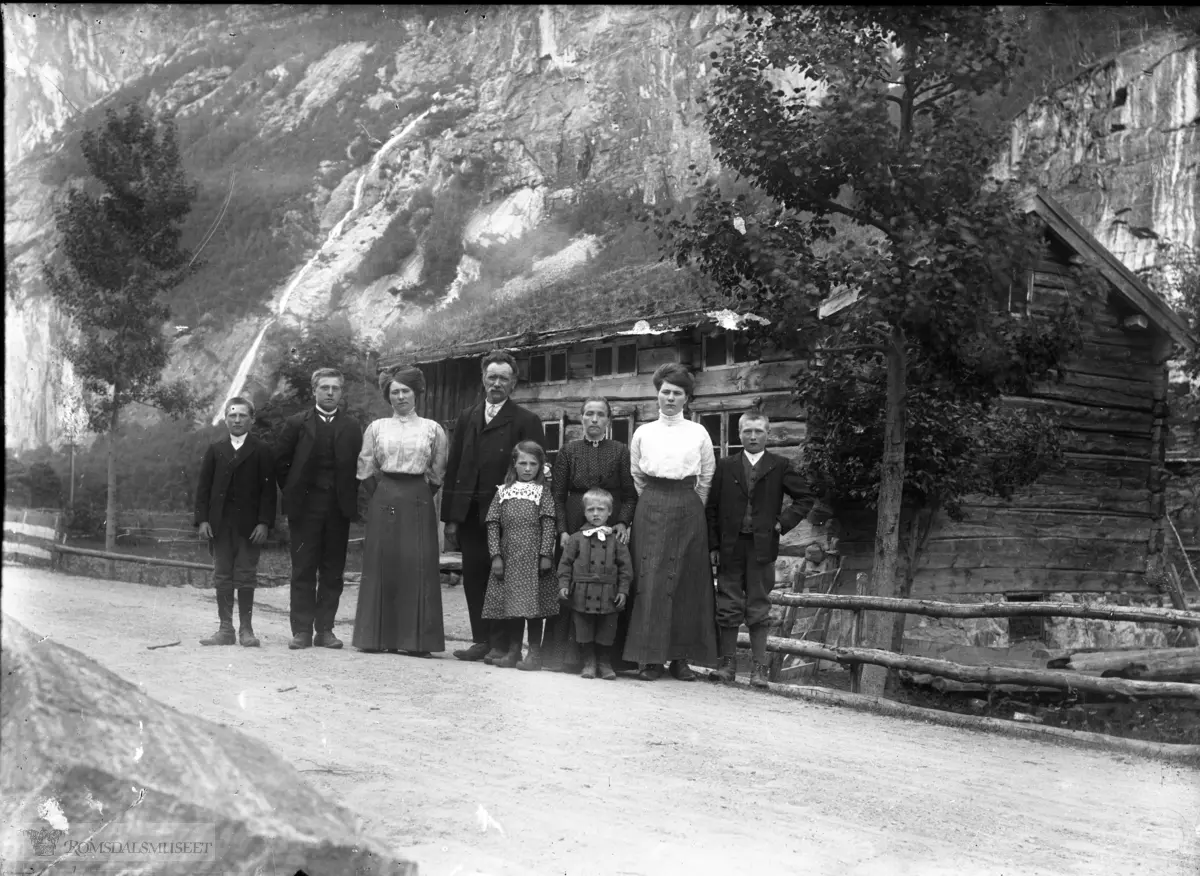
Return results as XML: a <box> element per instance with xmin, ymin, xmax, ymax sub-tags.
<box><xmin>706</xmin><ymin>411</ymin><xmax>816</xmax><ymax>688</ymax></box>
<box><xmin>442</xmin><ymin>350</ymin><xmax>545</xmax><ymax>662</ymax></box>
<box><xmin>274</xmin><ymin>368</ymin><xmax>364</xmax><ymax>650</ymax></box>
<box><xmin>195</xmin><ymin>397</ymin><xmax>277</xmax><ymax>647</ymax></box>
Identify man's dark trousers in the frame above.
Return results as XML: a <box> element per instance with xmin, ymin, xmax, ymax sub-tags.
<box><xmin>458</xmin><ymin>500</ymin><xmax>491</xmax><ymax>645</ymax></box>
<box><xmin>288</xmin><ymin>485</ymin><xmax>350</xmax><ymax>636</ymax></box>
<box><xmin>212</xmin><ymin>519</ymin><xmax>260</xmax><ymax>628</ymax></box>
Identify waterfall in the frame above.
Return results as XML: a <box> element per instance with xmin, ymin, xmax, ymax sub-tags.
<box><xmin>211</xmin><ymin>109</ymin><xmax>432</xmax><ymax>424</ymax></box>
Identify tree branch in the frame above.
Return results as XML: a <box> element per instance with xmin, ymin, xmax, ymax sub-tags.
<box><xmin>791</xmin><ymin>181</ymin><xmax>894</xmax><ymax>239</ymax></box>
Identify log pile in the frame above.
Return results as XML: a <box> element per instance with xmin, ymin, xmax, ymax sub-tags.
<box><xmin>1047</xmin><ymin>647</ymin><xmax>1200</xmax><ymax>681</ymax></box>
<box><xmin>0</xmin><ymin>615</ymin><xmax>416</xmax><ymax>876</ymax></box>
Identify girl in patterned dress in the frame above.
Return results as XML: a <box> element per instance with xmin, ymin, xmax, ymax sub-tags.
<box><xmin>481</xmin><ymin>441</ymin><xmax>559</xmax><ymax>669</ymax></box>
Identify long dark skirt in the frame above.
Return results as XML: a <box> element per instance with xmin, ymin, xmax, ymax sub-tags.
<box><xmin>622</xmin><ymin>476</ymin><xmax>717</xmax><ymax>667</ymax></box>
<box><xmin>352</xmin><ymin>473</ymin><xmax>445</xmax><ymax>652</ymax></box>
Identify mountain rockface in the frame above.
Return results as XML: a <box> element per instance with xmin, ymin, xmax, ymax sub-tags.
<box><xmin>4</xmin><ymin>6</ymin><xmax>1197</xmax><ymax>453</ymax></box>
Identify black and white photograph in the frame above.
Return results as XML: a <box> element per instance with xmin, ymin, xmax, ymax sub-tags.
<box><xmin>3</xmin><ymin>5</ymin><xmax>1199</xmax><ymax>875</ymax></box>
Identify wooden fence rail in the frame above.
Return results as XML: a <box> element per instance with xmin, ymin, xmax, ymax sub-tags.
<box><xmin>759</xmin><ymin>588</ymin><xmax>1200</xmax><ymax>699</ymax></box>
<box><xmin>737</xmin><ymin>632</ymin><xmax>1200</xmax><ymax>699</ymax></box>
<box><xmin>767</xmin><ymin>592</ymin><xmax>1200</xmax><ymax>627</ymax></box>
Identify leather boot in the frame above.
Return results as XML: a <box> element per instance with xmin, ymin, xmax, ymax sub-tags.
<box><xmin>453</xmin><ymin>642</ymin><xmax>490</xmax><ymax>661</ymax></box>
<box><xmin>580</xmin><ymin>642</ymin><xmax>597</xmax><ymax>679</ymax></box>
<box><xmin>237</xmin><ymin>588</ymin><xmax>260</xmax><ymax>647</ymax></box>
<box><xmin>516</xmin><ymin>643</ymin><xmax>542</xmax><ymax>672</ymax></box>
<box><xmin>712</xmin><ymin>655</ymin><xmax>737</xmax><ymax>684</ymax></box>
<box><xmin>289</xmin><ymin>631</ymin><xmax>313</xmax><ymax>650</ymax></box>
<box><xmin>314</xmin><ymin>629</ymin><xmax>343</xmax><ymax>649</ymax></box>
<box><xmin>496</xmin><ymin>640</ymin><xmax>523</xmax><ymax>668</ymax></box>
<box><xmin>750</xmin><ymin>661</ymin><xmax>770</xmax><ymax>689</ymax></box>
<box><xmin>483</xmin><ymin>625</ymin><xmax>509</xmax><ymax>664</ymax></box>
<box><xmin>200</xmin><ymin>590</ymin><xmax>236</xmax><ymax>646</ymax></box>
<box><xmin>596</xmin><ymin>645</ymin><xmax>616</xmax><ymax>681</ymax></box>
<box><xmin>669</xmin><ymin>659</ymin><xmax>697</xmax><ymax>682</ymax></box>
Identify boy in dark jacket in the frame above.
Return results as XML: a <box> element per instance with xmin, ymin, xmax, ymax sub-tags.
<box><xmin>556</xmin><ymin>488</ymin><xmax>633</xmax><ymax>680</ymax></box>
<box><xmin>195</xmin><ymin>397</ymin><xmax>276</xmax><ymax>647</ymax></box>
<box><xmin>706</xmin><ymin>412</ymin><xmax>815</xmax><ymax>687</ymax></box>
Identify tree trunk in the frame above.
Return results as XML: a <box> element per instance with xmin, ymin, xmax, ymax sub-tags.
<box><xmin>861</xmin><ymin>326</ymin><xmax>907</xmax><ymax>697</ymax></box>
<box><xmin>890</xmin><ymin>506</ymin><xmax>935</xmax><ymax>655</ymax></box>
<box><xmin>104</xmin><ymin>392</ymin><xmax>120</xmax><ymax>553</ymax></box>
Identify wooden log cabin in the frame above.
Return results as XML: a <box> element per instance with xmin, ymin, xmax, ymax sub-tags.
<box><xmin>381</xmin><ymin>191</ymin><xmax>1197</xmax><ymax>651</ymax></box>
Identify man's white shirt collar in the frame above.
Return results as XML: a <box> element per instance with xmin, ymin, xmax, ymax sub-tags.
<box><xmin>744</xmin><ymin>449</ymin><xmax>765</xmax><ymax>467</ymax></box>
<box><xmin>229</xmin><ymin>433</ymin><xmax>247</xmax><ymax>450</ymax></box>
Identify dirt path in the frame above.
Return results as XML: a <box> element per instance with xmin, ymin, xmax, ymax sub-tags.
<box><xmin>3</xmin><ymin>564</ymin><xmax>1197</xmax><ymax>876</ymax></box>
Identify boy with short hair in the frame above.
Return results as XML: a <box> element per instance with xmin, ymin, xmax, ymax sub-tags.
<box><xmin>195</xmin><ymin>397</ymin><xmax>276</xmax><ymax>647</ymax></box>
<box><xmin>706</xmin><ymin>412</ymin><xmax>816</xmax><ymax>687</ymax></box>
<box><xmin>556</xmin><ymin>488</ymin><xmax>633</xmax><ymax>680</ymax></box>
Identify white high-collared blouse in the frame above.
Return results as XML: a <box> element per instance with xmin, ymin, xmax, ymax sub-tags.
<box><xmin>356</xmin><ymin>412</ymin><xmax>449</xmax><ymax>485</ymax></box>
<box><xmin>628</xmin><ymin>411</ymin><xmax>716</xmax><ymax>503</ymax></box>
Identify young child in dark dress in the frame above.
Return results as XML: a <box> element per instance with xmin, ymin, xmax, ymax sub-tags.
<box><xmin>556</xmin><ymin>488</ymin><xmax>633</xmax><ymax>680</ymax></box>
<box><xmin>482</xmin><ymin>441</ymin><xmax>560</xmax><ymax>669</ymax></box>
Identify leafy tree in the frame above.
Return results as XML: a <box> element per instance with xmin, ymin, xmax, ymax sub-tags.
<box><xmin>43</xmin><ymin>100</ymin><xmax>201</xmax><ymax>551</ymax></box>
<box><xmin>256</xmin><ymin>319</ymin><xmax>387</xmax><ymax>444</ymax></box>
<box><xmin>665</xmin><ymin>6</ymin><xmax>1096</xmax><ymax>693</ymax></box>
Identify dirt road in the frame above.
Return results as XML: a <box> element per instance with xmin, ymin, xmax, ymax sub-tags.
<box><xmin>3</xmin><ymin>565</ymin><xmax>1197</xmax><ymax>876</ymax></box>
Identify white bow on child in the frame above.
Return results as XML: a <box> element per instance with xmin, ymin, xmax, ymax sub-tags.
<box><xmin>581</xmin><ymin>526</ymin><xmax>613</xmax><ymax>541</ymax></box>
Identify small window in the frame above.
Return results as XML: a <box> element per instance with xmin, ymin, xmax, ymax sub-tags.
<box><xmin>592</xmin><ymin>342</ymin><xmax>638</xmax><ymax>378</ymax></box>
<box><xmin>702</xmin><ymin>331</ymin><xmax>757</xmax><ymax>369</ymax></box>
<box><xmin>1006</xmin><ymin>592</ymin><xmax>1045</xmax><ymax>643</ymax></box>
<box><xmin>733</xmin><ymin>334</ymin><xmax>754</xmax><ymax>364</ymax></box>
<box><xmin>699</xmin><ymin>413</ymin><xmax>724</xmax><ymax>458</ymax></box>
<box><xmin>527</xmin><ymin>351</ymin><xmax>568</xmax><ymax>384</ymax></box>
<box><xmin>1003</xmin><ymin>273</ymin><xmax>1034</xmax><ymax>316</ymax></box>
<box><xmin>703</xmin><ymin>333</ymin><xmax>728</xmax><ymax>369</ymax></box>
<box><xmin>543</xmin><ymin>420</ymin><xmax>562</xmax><ymax>463</ymax></box>
<box><xmin>616</xmin><ymin>342</ymin><xmax>637</xmax><ymax>374</ymax></box>
<box><xmin>594</xmin><ymin>346</ymin><xmax>614</xmax><ymax>377</ymax></box>
<box><xmin>529</xmin><ymin>354</ymin><xmax>547</xmax><ymax>384</ymax></box>
<box><xmin>610</xmin><ymin>416</ymin><xmax>631</xmax><ymax>445</ymax></box>
<box><xmin>694</xmin><ymin>410</ymin><xmax>750</xmax><ymax>459</ymax></box>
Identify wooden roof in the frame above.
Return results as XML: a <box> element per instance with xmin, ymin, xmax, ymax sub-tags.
<box><xmin>404</xmin><ymin>309</ymin><xmax>716</xmax><ymax>365</ymax></box>
<box><xmin>1024</xmin><ymin>189</ymin><xmax>1197</xmax><ymax>352</ymax></box>
<box><xmin>380</xmin><ymin>190</ymin><xmax>1196</xmax><ymax>370</ymax></box>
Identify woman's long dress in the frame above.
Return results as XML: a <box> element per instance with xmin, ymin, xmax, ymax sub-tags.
<box><xmin>481</xmin><ymin>481</ymin><xmax>560</xmax><ymax>620</ymax></box>
<box><xmin>622</xmin><ymin>413</ymin><xmax>719</xmax><ymax>667</ymax></box>
<box><xmin>544</xmin><ymin>438</ymin><xmax>638</xmax><ymax>666</ymax></box>
<box><xmin>352</xmin><ymin>412</ymin><xmax>448</xmax><ymax>652</ymax></box>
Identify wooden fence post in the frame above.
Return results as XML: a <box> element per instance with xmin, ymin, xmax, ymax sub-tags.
<box><xmin>851</xmin><ymin>572</ymin><xmax>867</xmax><ymax>693</ymax></box>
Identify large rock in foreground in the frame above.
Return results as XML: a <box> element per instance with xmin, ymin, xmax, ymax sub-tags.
<box><xmin>0</xmin><ymin>615</ymin><xmax>417</xmax><ymax>875</ymax></box>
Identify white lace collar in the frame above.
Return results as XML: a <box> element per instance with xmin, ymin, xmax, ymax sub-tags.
<box><xmin>499</xmin><ymin>481</ymin><xmax>544</xmax><ymax>503</ymax></box>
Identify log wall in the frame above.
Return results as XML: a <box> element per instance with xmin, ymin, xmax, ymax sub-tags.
<box><xmin>826</xmin><ymin>256</ymin><xmax>1172</xmax><ymax>599</ymax></box>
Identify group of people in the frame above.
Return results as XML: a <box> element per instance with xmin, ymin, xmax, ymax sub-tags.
<box><xmin>194</xmin><ymin>351</ymin><xmax>820</xmax><ymax>686</ymax></box>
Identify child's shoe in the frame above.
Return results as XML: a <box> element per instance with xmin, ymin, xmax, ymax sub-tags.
<box><xmin>596</xmin><ymin>648</ymin><xmax>617</xmax><ymax>681</ymax></box>
<box><xmin>496</xmin><ymin>642</ymin><xmax>523</xmax><ymax>668</ymax></box>
<box><xmin>516</xmin><ymin>644</ymin><xmax>542</xmax><ymax>671</ymax></box>
<box><xmin>581</xmin><ymin>652</ymin><xmax>598</xmax><ymax>679</ymax></box>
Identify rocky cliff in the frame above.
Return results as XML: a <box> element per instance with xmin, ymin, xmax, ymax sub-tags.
<box><xmin>5</xmin><ymin>4</ymin><xmax>731</xmax><ymax>444</ymax></box>
<box><xmin>4</xmin><ymin>6</ymin><xmax>1197</xmax><ymax>451</ymax></box>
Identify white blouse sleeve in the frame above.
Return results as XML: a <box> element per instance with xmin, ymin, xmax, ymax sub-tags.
<box><xmin>695</xmin><ymin>425</ymin><xmax>716</xmax><ymax>504</ymax></box>
<box><xmin>629</xmin><ymin>426</ymin><xmax>646</xmax><ymax>496</ymax></box>
<box><xmin>357</xmin><ymin>420</ymin><xmax>379</xmax><ymax>481</ymax></box>
<box><xmin>427</xmin><ymin>422</ymin><xmax>449</xmax><ymax>487</ymax></box>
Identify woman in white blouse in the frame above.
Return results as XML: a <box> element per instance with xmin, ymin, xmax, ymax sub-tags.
<box><xmin>622</xmin><ymin>363</ymin><xmax>718</xmax><ymax>681</ymax></box>
<box><xmin>352</xmin><ymin>366</ymin><xmax>449</xmax><ymax>656</ymax></box>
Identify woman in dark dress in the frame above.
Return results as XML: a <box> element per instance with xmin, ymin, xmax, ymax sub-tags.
<box><xmin>352</xmin><ymin>367</ymin><xmax>449</xmax><ymax>656</ymax></box>
<box><xmin>623</xmin><ymin>363</ymin><xmax>718</xmax><ymax>681</ymax></box>
<box><xmin>543</xmin><ymin>397</ymin><xmax>637</xmax><ymax>672</ymax></box>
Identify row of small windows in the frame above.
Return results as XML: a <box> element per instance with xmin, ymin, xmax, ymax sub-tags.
<box><xmin>541</xmin><ymin>410</ymin><xmax>745</xmax><ymax>463</ymax></box>
<box><xmin>522</xmin><ymin>334</ymin><xmax>757</xmax><ymax>386</ymax></box>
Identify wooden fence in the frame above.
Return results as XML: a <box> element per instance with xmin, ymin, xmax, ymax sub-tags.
<box><xmin>3</xmin><ymin>508</ymin><xmax>65</xmax><ymax>565</ymax></box>
<box><xmin>749</xmin><ymin>588</ymin><xmax>1200</xmax><ymax>700</ymax></box>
